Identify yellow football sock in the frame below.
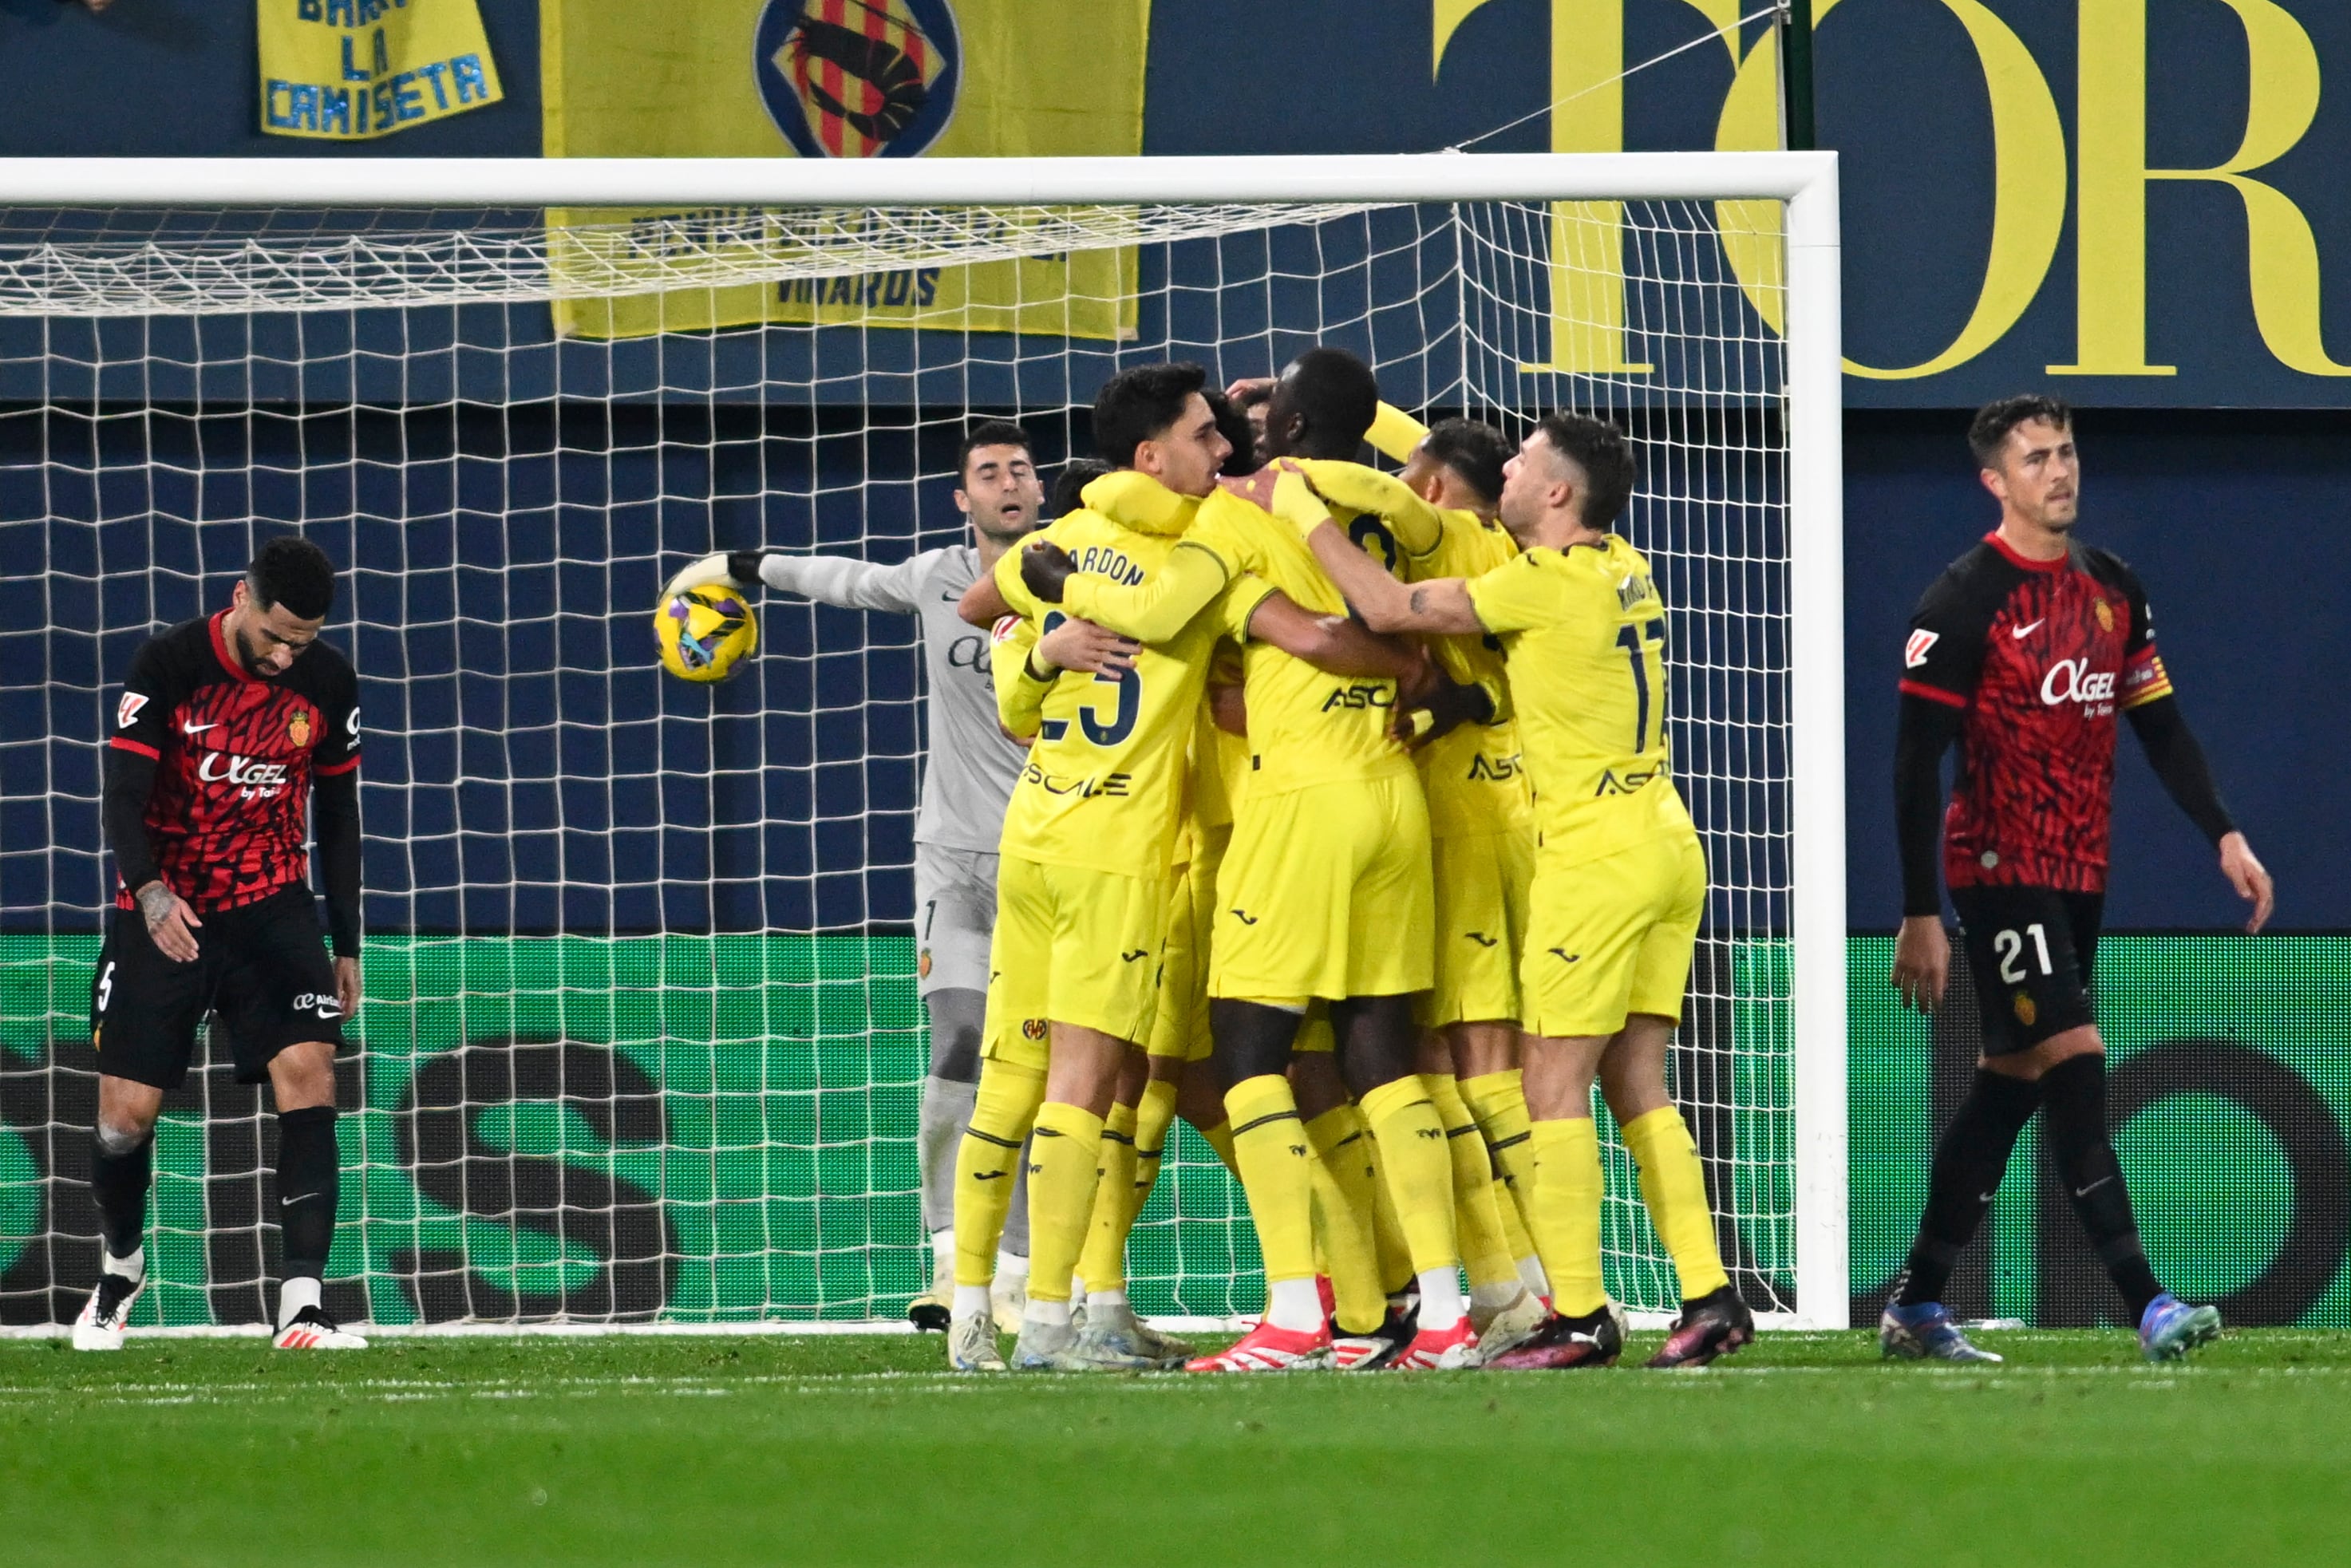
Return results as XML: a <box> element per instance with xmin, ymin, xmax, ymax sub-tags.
<box><xmin>1428</xmin><ymin>1074</ymin><xmax>1516</xmax><ymax>1291</ymax></box>
<box><xmin>1195</xmin><ymin>1119</ymin><xmax>1238</xmax><ymax>1175</ymax></box>
<box><xmin>1366</xmin><ymin>1136</ymin><xmax>1415</xmax><ymax>1294</ymax></box>
<box><xmin>1494</xmin><ymin>1174</ymin><xmax>1546</xmax><ymax>1293</ymax></box>
<box><xmin>1223</xmin><ymin>1075</ymin><xmax>1316</xmax><ymax>1286</ymax></box>
<box><xmin>1357</xmin><ymin>1077</ymin><xmax>1459</xmax><ymax>1279</ymax></box>
<box><xmin>1023</xmin><ymin>1101</ymin><xmax>1106</xmax><ymax>1306</ymax></box>
<box><xmin>954</xmin><ymin>1059</ymin><xmax>1045</xmax><ymax>1289</ymax></box>
<box><xmin>1076</xmin><ymin>1100</ymin><xmax>1139</xmax><ymax>1296</ymax></box>
<box><xmin>1131</xmin><ymin>1077</ymin><xmax>1179</xmax><ymax>1215</ymax></box>
<box><xmin>1460</xmin><ymin>1068</ymin><xmax>1539</xmax><ymax>1229</ymax></box>
<box><xmin>1303</xmin><ymin>1104</ymin><xmax>1385</xmax><ymax>1335</ymax></box>
<box><xmin>1621</xmin><ymin>1105</ymin><xmax>1731</xmax><ymax>1302</ymax></box>
<box><xmin>1527</xmin><ymin>1117</ymin><xmax>1606</xmax><ymax>1317</ymax></box>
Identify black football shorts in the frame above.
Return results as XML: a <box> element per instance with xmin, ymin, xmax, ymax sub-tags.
<box><xmin>1950</xmin><ymin>885</ymin><xmax>2102</xmax><ymax>1056</ymax></box>
<box><xmin>89</xmin><ymin>885</ymin><xmax>345</xmax><ymax>1089</ymax></box>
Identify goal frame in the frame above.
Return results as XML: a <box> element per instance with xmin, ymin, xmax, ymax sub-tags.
<box><xmin>2</xmin><ymin>151</ymin><xmax>1847</xmax><ymax>1331</ymax></box>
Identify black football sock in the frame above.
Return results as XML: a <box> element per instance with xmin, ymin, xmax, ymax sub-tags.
<box><xmin>1894</xmin><ymin>1069</ymin><xmax>2042</xmax><ymax>1308</ymax></box>
<box><xmin>275</xmin><ymin>1106</ymin><xmax>341</xmax><ymax>1282</ymax></box>
<box><xmin>90</xmin><ymin>1124</ymin><xmax>154</xmax><ymax>1263</ymax></box>
<box><xmin>2040</xmin><ymin>1055</ymin><xmax>2164</xmax><ymax>1323</ymax></box>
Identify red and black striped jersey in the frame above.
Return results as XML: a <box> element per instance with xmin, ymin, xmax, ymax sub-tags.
<box><xmin>1899</xmin><ymin>532</ymin><xmax>2171</xmax><ymax>895</ymax></box>
<box><xmin>107</xmin><ymin>610</ymin><xmax>360</xmax><ymax>913</ymax></box>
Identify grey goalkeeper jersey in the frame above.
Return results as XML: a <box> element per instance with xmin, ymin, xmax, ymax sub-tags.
<box><xmin>756</xmin><ymin>545</ymin><xmax>1023</xmax><ymax>855</ymax></box>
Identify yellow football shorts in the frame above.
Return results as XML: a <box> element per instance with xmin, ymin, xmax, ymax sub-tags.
<box><xmin>982</xmin><ymin>854</ymin><xmax>1168</xmax><ymax>1069</ymax></box>
<box><xmin>1211</xmin><ymin>773</ymin><xmax>1434</xmax><ymax>1002</ymax></box>
<box><xmin>1428</xmin><ymin>827</ymin><xmax>1534</xmax><ymax>1029</ymax></box>
<box><xmin>1144</xmin><ymin>825</ymin><xmax>1226</xmax><ymax>1064</ymax></box>
<box><xmin>1519</xmin><ymin>831</ymin><xmax>1707</xmax><ymax>1039</ymax></box>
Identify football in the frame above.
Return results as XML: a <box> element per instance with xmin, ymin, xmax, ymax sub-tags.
<box><xmin>654</xmin><ymin>583</ymin><xmax>758</xmax><ymax>682</ymax></box>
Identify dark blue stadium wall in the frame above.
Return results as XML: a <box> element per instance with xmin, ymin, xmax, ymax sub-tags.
<box><xmin>2</xmin><ymin>0</ymin><xmax>2343</xmax><ymax>931</ymax></box>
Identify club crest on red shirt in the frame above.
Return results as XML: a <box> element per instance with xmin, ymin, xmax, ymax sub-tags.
<box><xmin>287</xmin><ymin>709</ymin><xmax>313</xmax><ymax>749</ymax></box>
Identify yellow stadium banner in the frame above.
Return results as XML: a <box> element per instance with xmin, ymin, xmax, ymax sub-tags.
<box><xmin>541</xmin><ymin>0</ymin><xmax>1148</xmax><ymax>341</ymax></box>
<box><xmin>258</xmin><ymin>0</ymin><xmax>504</xmax><ymax>141</ymax></box>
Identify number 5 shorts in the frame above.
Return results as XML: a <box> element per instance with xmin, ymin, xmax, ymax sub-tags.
<box><xmin>1519</xmin><ymin>831</ymin><xmax>1706</xmax><ymax>1040</ymax></box>
<box><xmin>981</xmin><ymin>853</ymin><xmax>1170</xmax><ymax>1070</ymax></box>
<box><xmin>89</xmin><ymin>884</ymin><xmax>346</xmax><ymax>1089</ymax></box>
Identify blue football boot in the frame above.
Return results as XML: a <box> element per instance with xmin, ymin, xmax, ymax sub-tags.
<box><xmin>2139</xmin><ymin>1294</ymin><xmax>2222</xmax><ymax>1362</ymax></box>
<box><xmin>1879</xmin><ymin>1300</ymin><xmax>2003</xmax><ymax>1363</ymax></box>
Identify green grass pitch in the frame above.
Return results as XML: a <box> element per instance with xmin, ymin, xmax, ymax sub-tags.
<box><xmin>5</xmin><ymin>1329</ymin><xmax>2348</xmax><ymax>1565</ymax></box>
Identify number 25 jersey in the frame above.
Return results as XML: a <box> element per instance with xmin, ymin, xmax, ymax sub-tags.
<box><xmin>991</xmin><ymin>492</ymin><xmax>1227</xmax><ymax>878</ymax></box>
<box><xmin>1465</xmin><ymin>534</ymin><xmax>1693</xmax><ymax>867</ymax></box>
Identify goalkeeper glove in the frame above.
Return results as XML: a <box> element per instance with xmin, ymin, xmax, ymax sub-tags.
<box><xmin>663</xmin><ymin>550</ymin><xmax>770</xmax><ymax>598</ymax></box>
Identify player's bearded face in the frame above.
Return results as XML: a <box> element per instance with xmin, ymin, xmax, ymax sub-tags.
<box><xmin>958</xmin><ymin>444</ymin><xmax>1044</xmax><ymax>541</ymax></box>
<box><xmin>229</xmin><ymin>587</ymin><xmax>324</xmax><ymax>678</ymax></box>
<box><xmin>1989</xmin><ymin>418</ymin><xmax>2080</xmax><ymax>531</ymax></box>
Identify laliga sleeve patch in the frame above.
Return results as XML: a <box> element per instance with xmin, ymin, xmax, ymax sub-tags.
<box><xmin>117</xmin><ymin>692</ymin><xmax>148</xmax><ymax>729</ymax></box>
<box><xmin>990</xmin><ymin>615</ymin><xmax>1023</xmax><ymax>645</ymax></box>
<box><xmin>1903</xmin><ymin>629</ymin><xmax>1939</xmax><ymax>669</ymax></box>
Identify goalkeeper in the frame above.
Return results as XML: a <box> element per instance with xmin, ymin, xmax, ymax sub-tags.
<box><xmin>664</xmin><ymin>421</ymin><xmax>1045</xmax><ymax>1333</ymax></box>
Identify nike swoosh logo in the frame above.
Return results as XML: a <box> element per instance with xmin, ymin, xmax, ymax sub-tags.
<box><xmin>2010</xmin><ymin>619</ymin><xmax>2044</xmax><ymax>639</ymax></box>
<box><xmin>182</xmin><ymin>721</ymin><xmax>219</xmax><ymax>736</ymax></box>
<box><xmin>280</xmin><ymin>1193</ymin><xmax>318</xmax><ymax>1208</ymax></box>
<box><xmin>1978</xmin><ymin>1191</ymin><xmax>1998</xmax><ymax>1203</ymax></box>
<box><xmin>2072</xmin><ymin>1175</ymin><xmax>2114</xmax><ymax>1199</ymax></box>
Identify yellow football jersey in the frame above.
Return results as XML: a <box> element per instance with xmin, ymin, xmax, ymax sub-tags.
<box><xmin>1188</xmin><ymin>485</ymin><xmax>1414</xmax><ymax>795</ymax></box>
<box><xmin>991</xmin><ymin>496</ymin><xmax>1224</xmax><ymax>877</ymax></box>
<box><xmin>1294</xmin><ymin>459</ymin><xmax>1530</xmax><ymax>840</ymax></box>
<box><xmin>1464</xmin><ymin>534</ymin><xmax>1696</xmax><ymax>867</ymax></box>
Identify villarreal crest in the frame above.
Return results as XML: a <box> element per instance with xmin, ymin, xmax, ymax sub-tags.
<box><xmin>754</xmin><ymin>0</ymin><xmax>962</xmax><ymax>159</ymax></box>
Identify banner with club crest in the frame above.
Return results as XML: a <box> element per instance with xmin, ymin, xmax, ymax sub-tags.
<box><xmin>540</xmin><ymin>0</ymin><xmax>1148</xmax><ymax>341</ymax></box>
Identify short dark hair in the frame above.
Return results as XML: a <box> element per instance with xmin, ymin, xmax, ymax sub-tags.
<box><xmin>1419</xmin><ymin>417</ymin><xmax>1511</xmax><ymax>507</ymax></box>
<box><xmin>958</xmin><ymin>420</ymin><xmax>1033</xmax><ymax>480</ymax></box>
<box><xmin>1533</xmin><ymin>413</ymin><xmax>1636</xmax><ymax>530</ymax></box>
<box><xmin>1968</xmin><ymin>394</ymin><xmax>2072</xmax><ymax>468</ymax></box>
<box><xmin>1205</xmin><ymin>388</ymin><xmax>1260</xmax><ymax>476</ymax></box>
<box><xmin>1092</xmin><ymin>361</ymin><xmax>1207</xmax><ymax>468</ymax></box>
<box><xmin>1279</xmin><ymin>346</ymin><xmax>1381</xmax><ymax>458</ymax></box>
<box><xmin>247</xmin><ymin>535</ymin><xmax>334</xmax><ymax>619</ymax></box>
<box><xmin>1049</xmin><ymin>459</ymin><xmax>1111</xmax><ymax>518</ymax></box>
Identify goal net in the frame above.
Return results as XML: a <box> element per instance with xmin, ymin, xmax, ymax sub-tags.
<box><xmin>0</xmin><ymin>155</ymin><xmax>1845</xmax><ymax>1333</ymax></box>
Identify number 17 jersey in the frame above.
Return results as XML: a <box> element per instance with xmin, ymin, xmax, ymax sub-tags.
<box><xmin>1466</xmin><ymin>534</ymin><xmax>1694</xmax><ymax>867</ymax></box>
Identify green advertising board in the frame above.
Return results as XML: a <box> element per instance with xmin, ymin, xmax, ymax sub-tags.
<box><xmin>3</xmin><ymin>933</ymin><xmax>2344</xmax><ymax>1329</ymax></box>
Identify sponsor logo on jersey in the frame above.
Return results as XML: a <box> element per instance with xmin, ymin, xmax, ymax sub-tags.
<box><xmin>1320</xmin><ymin>683</ymin><xmax>1394</xmax><ymax>712</ymax></box>
<box><xmin>1466</xmin><ymin>752</ymin><xmax>1522</xmax><ymax>782</ymax></box>
<box><xmin>2040</xmin><ymin>658</ymin><xmax>2117</xmax><ymax>709</ymax></box>
<box><xmin>1594</xmin><ymin>764</ymin><xmax>1665</xmax><ymax>796</ymax></box>
<box><xmin>1021</xmin><ymin>760</ymin><xmax>1132</xmax><ymax>797</ymax></box>
<box><xmin>754</xmin><ymin>0</ymin><xmax>962</xmax><ymax>160</ymax></box>
<box><xmin>1903</xmin><ymin>629</ymin><xmax>1939</xmax><ymax>669</ymax></box>
<box><xmin>117</xmin><ymin>693</ymin><xmax>148</xmax><ymax>729</ymax></box>
<box><xmin>287</xmin><ymin>710</ymin><xmax>313</xmax><ymax>749</ymax></box>
<box><xmin>197</xmin><ymin>752</ymin><xmax>293</xmax><ymax>799</ymax></box>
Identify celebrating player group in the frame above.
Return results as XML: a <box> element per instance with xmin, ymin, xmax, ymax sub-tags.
<box><xmin>79</xmin><ymin>366</ymin><xmax>2267</xmax><ymax>1369</ymax></box>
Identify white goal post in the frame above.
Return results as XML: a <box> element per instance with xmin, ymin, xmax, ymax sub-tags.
<box><xmin>0</xmin><ymin>152</ymin><xmax>1846</xmax><ymax>1333</ymax></box>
